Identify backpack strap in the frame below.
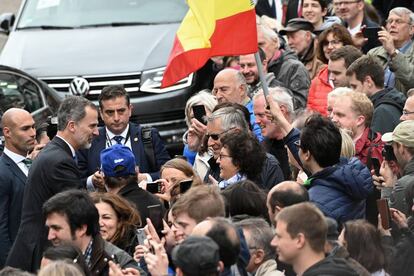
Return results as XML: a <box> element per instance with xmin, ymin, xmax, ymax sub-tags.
<box><xmin>141</xmin><ymin>126</ymin><xmax>156</xmax><ymax>172</ymax></box>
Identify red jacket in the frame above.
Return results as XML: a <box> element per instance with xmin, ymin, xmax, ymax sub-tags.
<box><xmin>306</xmin><ymin>65</ymin><xmax>332</xmax><ymax>116</ymax></box>
<box><xmin>355</xmin><ymin>127</ymin><xmax>384</xmax><ymax>169</ymax></box>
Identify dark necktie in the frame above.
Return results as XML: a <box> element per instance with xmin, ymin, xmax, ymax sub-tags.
<box><xmin>22</xmin><ymin>158</ymin><xmax>32</xmax><ymax>170</ymax></box>
<box><xmin>113</xmin><ymin>136</ymin><xmax>123</xmax><ymax>144</ymax></box>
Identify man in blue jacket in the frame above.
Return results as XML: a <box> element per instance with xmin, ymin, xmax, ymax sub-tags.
<box><xmin>77</xmin><ymin>85</ymin><xmax>170</xmax><ymax>190</ymax></box>
<box><xmin>265</xmin><ymin>95</ymin><xmax>373</xmax><ymax>224</ymax></box>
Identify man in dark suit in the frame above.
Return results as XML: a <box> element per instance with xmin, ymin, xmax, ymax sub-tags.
<box><xmin>5</xmin><ymin>96</ymin><xmax>99</xmax><ymax>272</ymax></box>
<box><xmin>77</xmin><ymin>85</ymin><xmax>170</xmax><ymax>191</ymax></box>
<box><xmin>0</xmin><ymin>108</ymin><xmax>39</xmax><ymax>267</ymax></box>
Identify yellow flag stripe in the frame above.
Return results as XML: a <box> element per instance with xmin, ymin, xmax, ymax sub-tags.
<box><xmin>214</xmin><ymin>0</ymin><xmax>254</xmax><ymax>20</ymax></box>
<box><xmin>177</xmin><ymin>0</ymin><xmax>254</xmax><ymax>51</ymax></box>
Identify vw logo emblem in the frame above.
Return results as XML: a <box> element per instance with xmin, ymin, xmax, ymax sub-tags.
<box><xmin>69</xmin><ymin>77</ymin><xmax>90</xmax><ymax>96</ymax></box>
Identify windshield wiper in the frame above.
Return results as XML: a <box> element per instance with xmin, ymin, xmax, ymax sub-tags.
<box><xmin>17</xmin><ymin>25</ymin><xmax>75</xmax><ymax>30</ymax></box>
<box><xmin>79</xmin><ymin>22</ymin><xmax>170</xmax><ymax>28</ymax></box>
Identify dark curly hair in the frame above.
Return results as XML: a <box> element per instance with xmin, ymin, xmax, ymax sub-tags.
<box><xmin>220</xmin><ymin>131</ymin><xmax>265</xmax><ymax>180</ymax></box>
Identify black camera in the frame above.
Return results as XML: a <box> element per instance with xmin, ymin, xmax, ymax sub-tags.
<box><xmin>382</xmin><ymin>144</ymin><xmax>396</xmax><ymax>162</ymax></box>
<box><xmin>46</xmin><ymin>116</ymin><xmax>58</xmax><ymax>140</ymax></box>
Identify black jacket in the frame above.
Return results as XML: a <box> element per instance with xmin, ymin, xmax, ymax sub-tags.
<box><xmin>370</xmin><ymin>87</ymin><xmax>406</xmax><ymax>134</ymax></box>
<box><xmin>0</xmin><ymin>153</ymin><xmax>27</xmax><ymax>267</ymax></box>
<box><xmin>303</xmin><ymin>256</ymin><xmax>359</xmax><ymax>276</ymax></box>
<box><xmin>118</xmin><ymin>182</ymin><xmax>164</xmax><ymax>226</ymax></box>
<box><xmin>6</xmin><ymin>137</ymin><xmax>83</xmax><ymax>272</ymax></box>
<box><xmin>89</xmin><ymin>235</ymin><xmax>142</xmax><ymax>276</ymax></box>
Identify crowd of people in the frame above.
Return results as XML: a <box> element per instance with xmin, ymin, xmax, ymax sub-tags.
<box><xmin>1</xmin><ymin>0</ymin><xmax>414</xmax><ymax>276</ymax></box>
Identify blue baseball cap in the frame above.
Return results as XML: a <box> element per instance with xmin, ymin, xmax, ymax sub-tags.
<box><xmin>100</xmin><ymin>144</ymin><xmax>136</xmax><ymax>177</ymax></box>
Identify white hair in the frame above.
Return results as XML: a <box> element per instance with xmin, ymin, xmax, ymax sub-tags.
<box><xmin>389</xmin><ymin>7</ymin><xmax>414</xmax><ymax>26</ymax></box>
<box><xmin>253</xmin><ymin>86</ymin><xmax>294</xmax><ymax>115</ymax></box>
<box><xmin>185</xmin><ymin>90</ymin><xmax>218</xmax><ymax>127</ymax></box>
<box><xmin>327</xmin><ymin>87</ymin><xmax>353</xmax><ymax>101</ymax></box>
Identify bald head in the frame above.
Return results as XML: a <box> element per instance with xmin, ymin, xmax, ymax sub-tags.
<box><xmin>266</xmin><ymin>181</ymin><xmax>309</xmax><ymax>226</ymax></box>
<box><xmin>2</xmin><ymin>108</ymin><xmax>31</xmax><ymax>128</ymax></box>
<box><xmin>2</xmin><ymin>108</ymin><xmax>36</xmax><ymax>156</ymax></box>
<box><xmin>212</xmin><ymin>69</ymin><xmax>248</xmax><ymax>105</ymax></box>
<box><xmin>191</xmin><ymin>219</ymin><xmax>214</xmax><ymax>237</ymax></box>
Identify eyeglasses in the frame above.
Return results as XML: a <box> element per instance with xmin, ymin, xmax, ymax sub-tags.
<box><xmin>206</xmin><ymin>127</ymin><xmax>236</xmax><ymax>141</ymax></box>
<box><xmin>218</xmin><ymin>153</ymin><xmax>232</xmax><ymax>160</ymax></box>
<box><xmin>402</xmin><ymin>110</ymin><xmax>414</xmax><ymax>115</ymax></box>
<box><xmin>323</xmin><ymin>40</ymin><xmax>342</xmax><ymax>47</ymax></box>
<box><xmin>385</xmin><ymin>19</ymin><xmax>410</xmax><ymax>25</ymax></box>
<box><xmin>333</xmin><ymin>0</ymin><xmax>360</xmax><ymax>7</ymax></box>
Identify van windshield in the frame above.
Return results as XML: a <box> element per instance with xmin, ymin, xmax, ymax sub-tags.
<box><xmin>17</xmin><ymin>0</ymin><xmax>188</xmax><ymax>28</ymax></box>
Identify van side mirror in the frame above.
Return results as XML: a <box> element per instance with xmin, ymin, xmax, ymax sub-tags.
<box><xmin>0</xmin><ymin>13</ymin><xmax>15</xmax><ymax>34</ymax></box>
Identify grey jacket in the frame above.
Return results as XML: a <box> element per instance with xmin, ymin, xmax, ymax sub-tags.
<box><xmin>382</xmin><ymin>157</ymin><xmax>414</xmax><ymax>215</ymax></box>
<box><xmin>267</xmin><ymin>50</ymin><xmax>310</xmax><ymax>109</ymax></box>
<box><xmin>368</xmin><ymin>40</ymin><xmax>414</xmax><ymax>95</ymax></box>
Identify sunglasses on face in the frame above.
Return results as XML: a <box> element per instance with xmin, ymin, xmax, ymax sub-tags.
<box><xmin>206</xmin><ymin>127</ymin><xmax>236</xmax><ymax>141</ymax></box>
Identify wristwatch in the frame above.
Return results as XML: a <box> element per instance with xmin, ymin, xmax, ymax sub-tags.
<box><xmin>390</xmin><ymin>49</ymin><xmax>400</xmax><ymax>59</ymax></box>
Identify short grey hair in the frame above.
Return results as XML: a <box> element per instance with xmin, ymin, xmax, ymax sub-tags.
<box><xmin>253</xmin><ymin>87</ymin><xmax>294</xmax><ymax>115</ymax></box>
<box><xmin>327</xmin><ymin>87</ymin><xmax>353</xmax><ymax>101</ymax></box>
<box><xmin>185</xmin><ymin>90</ymin><xmax>218</xmax><ymax>127</ymax></box>
<box><xmin>208</xmin><ymin>106</ymin><xmax>249</xmax><ymax>131</ymax></box>
<box><xmin>407</xmin><ymin>88</ymin><xmax>414</xmax><ymax>97</ymax></box>
<box><xmin>389</xmin><ymin>7</ymin><xmax>414</xmax><ymax>25</ymax></box>
<box><xmin>57</xmin><ymin>96</ymin><xmax>97</xmax><ymax>131</ymax></box>
<box><xmin>235</xmin><ymin>218</ymin><xmax>276</xmax><ymax>261</ymax></box>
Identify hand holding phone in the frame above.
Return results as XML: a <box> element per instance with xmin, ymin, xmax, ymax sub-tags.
<box><xmin>179</xmin><ymin>179</ymin><xmax>193</xmax><ymax>194</ymax></box>
<box><xmin>192</xmin><ymin>105</ymin><xmax>207</xmax><ymax>125</ymax></box>
<box><xmin>146</xmin><ymin>181</ymin><xmax>161</xmax><ymax>194</ymax></box>
<box><xmin>136</xmin><ymin>227</ymin><xmax>147</xmax><ymax>245</ymax></box>
<box><xmin>362</xmin><ymin>27</ymin><xmax>381</xmax><ymax>42</ymax></box>
<box><xmin>147</xmin><ymin>204</ymin><xmax>164</xmax><ymax>238</ymax></box>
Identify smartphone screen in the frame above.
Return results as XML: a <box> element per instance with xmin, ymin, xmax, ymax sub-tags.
<box><xmin>371</xmin><ymin>157</ymin><xmax>381</xmax><ymax>176</ymax></box>
<box><xmin>146</xmin><ymin>182</ymin><xmax>160</xmax><ymax>194</ymax></box>
<box><xmin>376</xmin><ymin>199</ymin><xmax>391</xmax><ymax>229</ymax></box>
<box><xmin>147</xmin><ymin>204</ymin><xmax>164</xmax><ymax>237</ymax></box>
<box><xmin>179</xmin><ymin>179</ymin><xmax>193</xmax><ymax>194</ymax></box>
<box><xmin>135</xmin><ymin>227</ymin><xmax>147</xmax><ymax>245</ymax></box>
<box><xmin>192</xmin><ymin>105</ymin><xmax>207</xmax><ymax>125</ymax></box>
<box><xmin>362</xmin><ymin>27</ymin><xmax>381</xmax><ymax>43</ymax></box>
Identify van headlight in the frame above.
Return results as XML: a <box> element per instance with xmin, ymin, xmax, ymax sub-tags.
<box><xmin>140</xmin><ymin>67</ymin><xmax>193</xmax><ymax>93</ymax></box>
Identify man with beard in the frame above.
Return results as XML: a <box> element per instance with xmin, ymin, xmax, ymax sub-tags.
<box><xmin>6</xmin><ymin>96</ymin><xmax>99</xmax><ymax>272</ymax></box>
<box><xmin>43</xmin><ymin>189</ymin><xmax>140</xmax><ymax>274</ymax></box>
<box><xmin>239</xmin><ymin>49</ymin><xmax>284</xmax><ymax>97</ymax></box>
<box><xmin>0</xmin><ymin>108</ymin><xmax>43</xmax><ymax>267</ymax></box>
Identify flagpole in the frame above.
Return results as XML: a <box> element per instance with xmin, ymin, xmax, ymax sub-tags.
<box><xmin>254</xmin><ymin>52</ymin><xmax>270</xmax><ymax>104</ymax></box>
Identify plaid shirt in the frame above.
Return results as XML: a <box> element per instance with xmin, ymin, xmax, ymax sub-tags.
<box><xmin>83</xmin><ymin>239</ymin><xmax>94</xmax><ymax>268</ymax></box>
